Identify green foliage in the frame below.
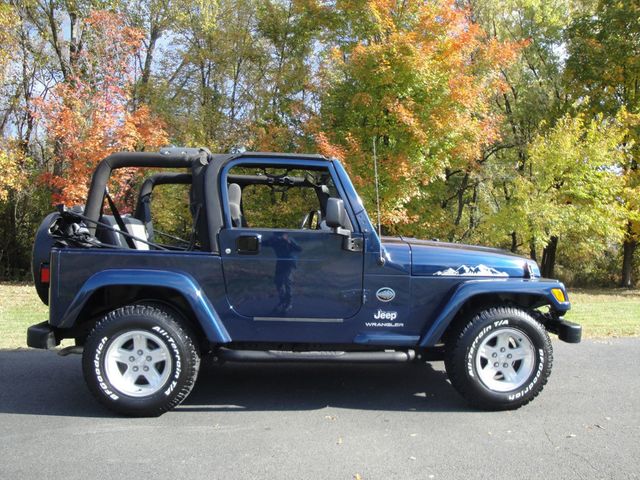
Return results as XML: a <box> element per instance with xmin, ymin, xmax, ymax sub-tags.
<box><xmin>564</xmin><ymin>0</ymin><xmax>640</xmax><ymax>285</ymax></box>
<box><xmin>230</xmin><ymin>167</ymin><xmax>329</xmax><ymax>229</ymax></box>
<box><xmin>1</xmin><ymin>0</ymin><xmax>640</xmax><ymax>286</ymax></box>
<box><xmin>315</xmin><ymin>0</ymin><xmax>515</xmax><ymax>234</ymax></box>
<box><xmin>149</xmin><ymin>182</ymin><xmax>193</xmax><ymax>244</ymax></box>
<box><xmin>524</xmin><ymin>113</ymin><xmax>627</xmax><ymax>248</ymax></box>
<box><xmin>473</xmin><ymin>113</ymin><xmax>629</xmax><ymax>257</ymax></box>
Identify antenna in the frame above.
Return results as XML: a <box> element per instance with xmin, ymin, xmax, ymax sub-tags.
<box><xmin>372</xmin><ymin>136</ymin><xmax>385</xmax><ymax>265</ymax></box>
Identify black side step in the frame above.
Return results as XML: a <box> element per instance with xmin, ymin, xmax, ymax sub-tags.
<box><xmin>217</xmin><ymin>348</ymin><xmax>416</xmax><ymax>363</ymax></box>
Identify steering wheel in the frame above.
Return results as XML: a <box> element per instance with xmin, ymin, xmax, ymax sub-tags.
<box><xmin>300</xmin><ymin>209</ymin><xmax>320</xmax><ymax>229</ymax></box>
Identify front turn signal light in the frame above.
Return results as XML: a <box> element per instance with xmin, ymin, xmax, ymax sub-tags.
<box><xmin>551</xmin><ymin>288</ymin><xmax>566</xmax><ymax>303</ymax></box>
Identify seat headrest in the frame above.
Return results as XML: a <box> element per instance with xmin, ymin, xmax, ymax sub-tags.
<box><xmin>228</xmin><ymin>183</ymin><xmax>241</xmax><ymax>205</ymax></box>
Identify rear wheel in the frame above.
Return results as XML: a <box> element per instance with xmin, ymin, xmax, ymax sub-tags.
<box><xmin>82</xmin><ymin>304</ymin><xmax>200</xmax><ymax>416</ymax></box>
<box><xmin>444</xmin><ymin>306</ymin><xmax>553</xmax><ymax>410</ymax></box>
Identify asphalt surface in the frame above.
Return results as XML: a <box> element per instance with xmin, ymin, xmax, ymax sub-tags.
<box><xmin>0</xmin><ymin>338</ymin><xmax>638</xmax><ymax>480</ymax></box>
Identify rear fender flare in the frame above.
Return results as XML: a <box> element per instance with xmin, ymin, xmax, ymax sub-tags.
<box><xmin>60</xmin><ymin>269</ymin><xmax>231</xmax><ymax>343</ymax></box>
<box><xmin>419</xmin><ymin>279</ymin><xmax>570</xmax><ymax>347</ymax></box>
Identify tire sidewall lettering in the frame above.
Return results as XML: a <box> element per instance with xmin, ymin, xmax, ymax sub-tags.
<box><xmin>94</xmin><ymin>335</ymin><xmax>119</xmax><ymax>401</ymax></box>
<box><xmin>507</xmin><ymin>348</ymin><xmax>545</xmax><ymax>402</ymax></box>
<box><xmin>151</xmin><ymin>325</ymin><xmax>182</xmax><ymax>382</ymax></box>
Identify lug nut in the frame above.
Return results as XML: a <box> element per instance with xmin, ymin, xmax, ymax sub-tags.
<box><xmin>494</xmin><ymin>362</ymin><xmax>499</xmax><ymax>367</ymax></box>
<box><xmin>146</xmin><ymin>356</ymin><xmax>152</xmax><ymax>361</ymax></box>
<box><xmin>492</xmin><ymin>353</ymin><xmax>497</xmax><ymax>358</ymax></box>
<box><xmin>143</xmin><ymin>366</ymin><xmax>149</xmax><ymax>372</ymax></box>
<box><xmin>507</xmin><ymin>354</ymin><xmax>512</xmax><ymax>359</ymax></box>
<box><xmin>500</xmin><ymin>348</ymin><xmax>505</xmax><ymax>352</ymax></box>
<box><xmin>133</xmin><ymin>366</ymin><xmax>139</xmax><ymax>372</ymax></box>
<box><xmin>137</xmin><ymin>350</ymin><xmax>143</xmax><ymax>355</ymax></box>
<box><xmin>503</xmin><ymin>363</ymin><xmax>509</xmax><ymax>368</ymax></box>
<box><xmin>129</xmin><ymin>356</ymin><xmax>135</xmax><ymax>362</ymax></box>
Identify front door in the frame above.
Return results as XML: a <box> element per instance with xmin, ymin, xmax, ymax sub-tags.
<box><xmin>218</xmin><ymin>161</ymin><xmax>364</xmax><ymax>324</ymax></box>
<box><xmin>219</xmin><ymin>228</ymin><xmax>363</xmax><ymax>320</ymax></box>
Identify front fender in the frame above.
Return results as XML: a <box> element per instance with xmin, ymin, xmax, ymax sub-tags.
<box><xmin>59</xmin><ymin>269</ymin><xmax>231</xmax><ymax>343</ymax></box>
<box><xmin>419</xmin><ymin>279</ymin><xmax>570</xmax><ymax>347</ymax></box>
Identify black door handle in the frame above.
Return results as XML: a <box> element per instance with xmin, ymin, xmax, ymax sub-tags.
<box><xmin>236</xmin><ymin>234</ymin><xmax>261</xmax><ymax>254</ymax></box>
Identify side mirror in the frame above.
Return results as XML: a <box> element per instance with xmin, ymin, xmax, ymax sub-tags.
<box><xmin>326</xmin><ymin>198</ymin><xmax>347</xmax><ymax>228</ymax></box>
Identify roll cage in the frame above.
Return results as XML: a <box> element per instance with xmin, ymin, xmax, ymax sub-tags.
<box><xmin>82</xmin><ymin>147</ymin><xmax>332</xmax><ymax>253</ymax></box>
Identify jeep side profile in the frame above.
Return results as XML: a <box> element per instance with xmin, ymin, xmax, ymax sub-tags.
<box><xmin>28</xmin><ymin>147</ymin><xmax>581</xmax><ymax>416</ymax></box>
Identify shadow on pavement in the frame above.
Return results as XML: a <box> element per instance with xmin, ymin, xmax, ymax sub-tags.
<box><xmin>0</xmin><ymin>349</ymin><xmax>470</xmax><ymax>417</ymax></box>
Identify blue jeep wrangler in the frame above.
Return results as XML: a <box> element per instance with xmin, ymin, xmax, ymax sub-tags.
<box><xmin>28</xmin><ymin>147</ymin><xmax>581</xmax><ymax>416</ymax></box>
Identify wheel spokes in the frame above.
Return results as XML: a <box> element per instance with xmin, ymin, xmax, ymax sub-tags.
<box><xmin>142</xmin><ymin>367</ymin><xmax>162</xmax><ymax>387</ymax></box>
<box><xmin>508</xmin><ymin>346</ymin><xmax>530</xmax><ymax>361</ymax></box>
<box><xmin>132</xmin><ymin>334</ymin><xmax>147</xmax><ymax>353</ymax></box>
<box><xmin>148</xmin><ymin>348</ymin><xmax>168</xmax><ymax>364</ymax></box>
<box><xmin>478</xmin><ymin>344</ymin><xmax>494</xmax><ymax>360</ymax></box>
<box><xmin>474</xmin><ymin>327</ymin><xmax>536</xmax><ymax>393</ymax></box>
<box><xmin>111</xmin><ymin>348</ymin><xmax>133</xmax><ymax>365</ymax></box>
<box><xmin>104</xmin><ymin>330</ymin><xmax>173</xmax><ymax>397</ymax></box>
<box><xmin>122</xmin><ymin>367</ymin><xmax>141</xmax><ymax>386</ymax></box>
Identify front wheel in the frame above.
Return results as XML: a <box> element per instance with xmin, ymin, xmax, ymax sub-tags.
<box><xmin>444</xmin><ymin>306</ymin><xmax>553</xmax><ymax>410</ymax></box>
<box><xmin>82</xmin><ymin>304</ymin><xmax>200</xmax><ymax>416</ymax></box>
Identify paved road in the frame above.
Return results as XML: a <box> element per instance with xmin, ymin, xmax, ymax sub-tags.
<box><xmin>0</xmin><ymin>338</ymin><xmax>638</xmax><ymax>480</ymax></box>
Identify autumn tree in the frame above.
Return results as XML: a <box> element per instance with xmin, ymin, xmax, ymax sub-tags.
<box><xmin>565</xmin><ymin>0</ymin><xmax>640</xmax><ymax>286</ymax></box>
<box><xmin>479</xmin><ymin>113</ymin><xmax>629</xmax><ymax>278</ymax></box>
<box><xmin>463</xmin><ymin>0</ymin><xmax>574</xmax><ymax>256</ymax></box>
<box><xmin>34</xmin><ymin>10</ymin><xmax>167</xmax><ymax>207</ymax></box>
<box><xmin>124</xmin><ymin>0</ymin><xmax>177</xmax><ymax>106</ymax></box>
<box><xmin>314</xmin><ymin>0</ymin><xmax>518</xmax><ymax>236</ymax></box>
<box><xmin>0</xmin><ymin>0</ymin><xmax>637</xmax><ymax>287</ymax></box>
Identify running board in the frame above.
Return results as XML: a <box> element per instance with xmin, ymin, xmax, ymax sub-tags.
<box><xmin>216</xmin><ymin>348</ymin><xmax>416</xmax><ymax>363</ymax></box>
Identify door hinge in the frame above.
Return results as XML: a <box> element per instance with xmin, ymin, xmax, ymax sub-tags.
<box><xmin>343</xmin><ymin>236</ymin><xmax>363</xmax><ymax>252</ymax></box>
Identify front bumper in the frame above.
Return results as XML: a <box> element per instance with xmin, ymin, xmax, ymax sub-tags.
<box><xmin>545</xmin><ymin>316</ymin><xmax>582</xmax><ymax>343</ymax></box>
<box><xmin>27</xmin><ymin>321</ymin><xmax>60</xmax><ymax>349</ymax></box>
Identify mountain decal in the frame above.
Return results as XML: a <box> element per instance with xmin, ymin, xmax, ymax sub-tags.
<box><xmin>433</xmin><ymin>264</ymin><xmax>509</xmax><ymax>277</ymax></box>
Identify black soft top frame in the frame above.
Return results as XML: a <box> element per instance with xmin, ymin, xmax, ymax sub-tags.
<box><xmin>83</xmin><ymin>147</ymin><xmax>329</xmax><ymax>253</ymax></box>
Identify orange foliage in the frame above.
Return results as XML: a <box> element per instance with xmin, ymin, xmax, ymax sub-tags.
<box><xmin>33</xmin><ymin>11</ymin><xmax>167</xmax><ymax>210</ymax></box>
<box><xmin>313</xmin><ymin>0</ymin><xmax>520</xmax><ymax>229</ymax></box>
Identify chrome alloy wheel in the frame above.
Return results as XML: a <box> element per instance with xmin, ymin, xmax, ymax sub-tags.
<box><xmin>104</xmin><ymin>330</ymin><xmax>172</xmax><ymax>397</ymax></box>
<box><xmin>474</xmin><ymin>327</ymin><xmax>535</xmax><ymax>392</ymax></box>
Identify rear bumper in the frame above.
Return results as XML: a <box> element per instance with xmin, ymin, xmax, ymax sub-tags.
<box><xmin>545</xmin><ymin>316</ymin><xmax>582</xmax><ymax>343</ymax></box>
<box><xmin>27</xmin><ymin>321</ymin><xmax>60</xmax><ymax>349</ymax></box>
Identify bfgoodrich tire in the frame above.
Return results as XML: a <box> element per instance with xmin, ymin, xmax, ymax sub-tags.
<box><xmin>82</xmin><ymin>304</ymin><xmax>200</xmax><ymax>417</ymax></box>
<box><xmin>444</xmin><ymin>306</ymin><xmax>553</xmax><ymax>410</ymax></box>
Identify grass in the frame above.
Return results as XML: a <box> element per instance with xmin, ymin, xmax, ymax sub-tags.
<box><xmin>0</xmin><ymin>283</ymin><xmax>638</xmax><ymax>349</ymax></box>
<box><xmin>564</xmin><ymin>288</ymin><xmax>640</xmax><ymax>338</ymax></box>
<box><xmin>0</xmin><ymin>283</ymin><xmax>49</xmax><ymax>349</ymax></box>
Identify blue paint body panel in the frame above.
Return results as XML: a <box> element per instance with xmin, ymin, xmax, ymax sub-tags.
<box><xmin>219</xmin><ymin>228</ymin><xmax>364</xmax><ymax>319</ymax></box>
<box><xmin>46</xmin><ymin>155</ymin><xmax>571</xmax><ymax>349</ymax></box>
<box><xmin>60</xmin><ymin>268</ymin><xmax>230</xmax><ymax>343</ymax></box>
<box><xmin>405</xmin><ymin>238</ymin><xmax>538</xmax><ymax>278</ymax></box>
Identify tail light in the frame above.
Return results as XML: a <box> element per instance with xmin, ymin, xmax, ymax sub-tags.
<box><xmin>40</xmin><ymin>263</ymin><xmax>50</xmax><ymax>284</ymax></box>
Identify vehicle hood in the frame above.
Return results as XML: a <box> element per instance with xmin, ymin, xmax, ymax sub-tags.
<box><xmin>396</xmin><ymin>237</ymin><xmax>539</xmax><ymax>278</ymax></box>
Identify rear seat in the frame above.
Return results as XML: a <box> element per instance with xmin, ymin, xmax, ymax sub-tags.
<box><xmin>96</xmin><ymin>215</ymin><xmax>150</xmax><ymax>250</ymax></box>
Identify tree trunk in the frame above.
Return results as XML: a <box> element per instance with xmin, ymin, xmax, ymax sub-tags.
<box><xmin>540</xmin><ymin>236</ymin><xmax>558</xmax><ymax>278</ymax></box>
<box><xmin>136</xmin><ymin>27</ymin><xmax>160</xmax><ymax>106</ymax></box>
<box><xmin>621</xmin><ymin>238</ymin><xmax>637</xmax><ymax>288</ymax></box>
<box><xmin>510</xmin><ymin>231</ymin><xmax>517</xmax><ymax>253</ymax></box>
